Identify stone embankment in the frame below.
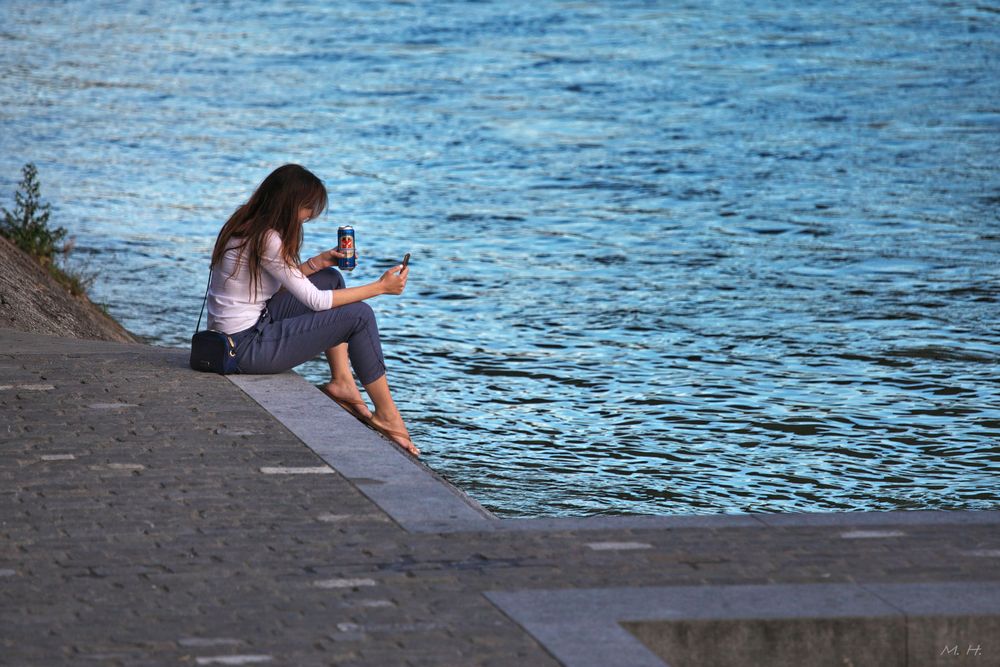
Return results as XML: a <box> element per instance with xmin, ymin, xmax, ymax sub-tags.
<box><xmin>0</xmin><ymin>234</ymin><xmax>135</xmax><ymax>343</ymax></box>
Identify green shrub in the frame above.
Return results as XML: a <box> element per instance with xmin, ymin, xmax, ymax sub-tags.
<box><xmin>2</xmin><ymin>163</ymin><xmax>93</xmax><ymax>296</ymax></box>
<box><xmin>1</xmin><ymin>163</ymin><xmax>67</xmax><ymax>265</ymax></box>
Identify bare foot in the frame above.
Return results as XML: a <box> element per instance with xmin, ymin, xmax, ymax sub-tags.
<box><xmin>368</xmin><ymin>411</ymin><xmax>420</xmax><ymax>456</ymax></box>
<box><xmin>319</xmin><ymin>381</ymin><xmax>372</xmax><ymax>420</ymax></box>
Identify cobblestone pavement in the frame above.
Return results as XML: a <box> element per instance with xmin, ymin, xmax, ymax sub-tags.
<box><xmin>2</xmin><ymin>329</ymin><xmax>998</xmax><ymax>667</ymax></box>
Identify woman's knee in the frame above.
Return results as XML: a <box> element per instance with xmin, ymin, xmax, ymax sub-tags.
<box><xmin>309</xmin><ymin>267</ymin><xmax>345</xmax><ymax>290</ymax></box>
<box><xmin>342</xmin><ymin>300</ymin><xmax>375</xmax><ymax>323</ymax></box>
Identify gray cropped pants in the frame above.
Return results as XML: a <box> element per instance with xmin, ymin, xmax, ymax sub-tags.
<box><xmin>232</xmin><ymin>268</ymin><xmax>386</xmax><ymax>385</ymax></box>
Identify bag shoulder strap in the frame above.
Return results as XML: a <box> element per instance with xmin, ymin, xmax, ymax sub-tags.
<box><xmin>195</xmin><ymin>269</ymin><xmax>212</xmax><ymax>334</ymax></box>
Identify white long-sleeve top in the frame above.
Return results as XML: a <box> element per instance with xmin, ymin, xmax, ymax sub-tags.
<box><xmin>206</xmin><ymin>230</ymin><xmax>333</xmax><ymax>334</ymax></box>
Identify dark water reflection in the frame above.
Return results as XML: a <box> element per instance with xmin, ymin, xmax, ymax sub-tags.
<box><xmin>1</xmin><ymin>1</ymin><xmax>998</xmax><ymax>516</ymax></box>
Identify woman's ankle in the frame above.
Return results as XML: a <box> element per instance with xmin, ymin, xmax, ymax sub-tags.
<box><xmin>326</xmin><ymin>377</ymin><xmax>357</xmax><ymax>392</ymax></box>
<box><xmin>370</xmin><ymin>408</ymin><xmax>403</xmax><ymax>424</ymax></box>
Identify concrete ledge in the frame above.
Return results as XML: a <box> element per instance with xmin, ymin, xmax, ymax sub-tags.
<box><xmin>227</xmin><ymin>371</ymin><xmax>496</xmax><ymax>531</ymax></box>
<box><xmin>755</xmin><ymin>509</ymin><xmax>1000</xmax><ymax>528</ymax></box>
<box><xmin>408</xmin><ymin>510</ymin><xmax>1000</xmax><ymax>534</ymax></box>
<box><xmin>486</xmin><ymin>582</ymin><xmax>1000</xmax><ymax>667</ymax></box>
<box><xmin>228</xmin><ymin>366</ymin><xmax>1000</xmax><ymax>536</ymax></box>
<box><xmin>435</xmin><ymin>513</ymin><xmax>768</xmax><ymax>533</ymax></box>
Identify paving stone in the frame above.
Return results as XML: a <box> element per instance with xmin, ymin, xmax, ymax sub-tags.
<box><xmin>2</xmin><ymin>329</ymin><xmax>998</xmax><ymax>666</ymax></box>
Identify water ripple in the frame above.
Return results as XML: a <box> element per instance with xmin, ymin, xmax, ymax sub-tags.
<box><xmin>1</xmin><ymin>0</ymin><xmax>998</xmax><ymax>517</ymax></box>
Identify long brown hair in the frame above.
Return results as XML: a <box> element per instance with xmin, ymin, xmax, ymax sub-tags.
<box><xmin>211</xmin><ymin>164</ymin><xmax>328</xmax><ymax>297</ymax></box>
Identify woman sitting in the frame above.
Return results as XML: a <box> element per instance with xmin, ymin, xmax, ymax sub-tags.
<box><xmin>206</xmin><ymin>163</ymin><xmax>418</xmax><ymax>455</ymax></box>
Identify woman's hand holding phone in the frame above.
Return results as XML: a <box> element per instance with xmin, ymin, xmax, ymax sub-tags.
<box><xmin>378</xmin><ymin>253</ymin><xmax>410</xmax><ymax>295</ymax></box>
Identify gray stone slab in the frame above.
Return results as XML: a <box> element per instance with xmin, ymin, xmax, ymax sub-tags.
<box><xmin>414</xmin><ymin>512</ymin><xmax>765</xmax><ymax>534</ymax></box>
<box><xmin>756</xmin><ymin>509</ymin><xmax>1000</xmax><ymax>528</ymax></box>
<box><xmin>489</xmin><ymin>583</ymin><xmax>899</xmax><ymax>625</ymax></box>
<box><xmin>227</xmin><ymin>372</ymin><xmax>496</xmax><ymax>530</ymax></box>
<box><xmin>486</xmin><ymin>588</ymin><xmax>668</xmax><ymax>667</ymax></box>
<box><xmin>415</xmin><ymin>508</ymin><xmax>1000</xmax><ymax>535</ymax></box>
<box><xmin>624</xmin><ymin>616</ymin><xmax>906</xmax><ymax>667</ymax></box>
<box><xmin>863</xmin><ymin>583</ymin><xmax>1000</xmax><ymax>667</ymax></box>
<box><xmin>863</xmin><ymin>582</ymin><xmax>1000</xmax><ymax>616</ymax></box>
<box><xmin>486</xmin><ymin>583</ymin><xmax>1000</xmax><ymax>667</ymax></box>
<box><xmin>482</xmin><ymin>513</ymin><xmax>767</xmax><ymax>533</ymax></box>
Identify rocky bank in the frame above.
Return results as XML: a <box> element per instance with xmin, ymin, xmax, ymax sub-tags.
<box><xmin>0</xmin><ymin>235</ymin><xmax>135</xmax><ymax>343</ymax></box>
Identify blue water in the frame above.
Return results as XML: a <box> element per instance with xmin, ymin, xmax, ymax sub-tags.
<box><xmin>2</xmin><ymin>1</ymin><xmax>998</xmax><ymax>517</ymax></box>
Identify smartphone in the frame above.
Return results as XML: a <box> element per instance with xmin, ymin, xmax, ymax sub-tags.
<box><xmin>401</xmin><ymin>253</ymin><xmax>410</xmax><ymax>268</ymax></box>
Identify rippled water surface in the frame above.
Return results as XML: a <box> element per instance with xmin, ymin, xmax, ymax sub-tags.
<box><xmin>2</xmin><ymin>1</ymin><xmax>998</xmax><ymax>517</ymax></box>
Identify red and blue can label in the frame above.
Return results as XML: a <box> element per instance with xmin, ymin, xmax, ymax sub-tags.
<box><xmin>338</xmin><ymin>226</ymin><xmax>356</xmax><ymax>271</ymax></box>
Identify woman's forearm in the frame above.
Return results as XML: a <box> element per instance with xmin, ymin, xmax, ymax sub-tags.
<box><xmin>299</xmin><ymin>254</ymin><xmax>329</xmax><ymax>277</ymax></box>
<box><xmin>330</xmin><ymin>281</ymin><xmax>385</xmax><ymax>308</ymax></box>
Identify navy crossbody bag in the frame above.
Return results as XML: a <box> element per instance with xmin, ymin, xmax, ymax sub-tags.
<box><xmin>189</xmin><ymin>270</ymin><xmax>239</xmax><ymax>374</ymax></box>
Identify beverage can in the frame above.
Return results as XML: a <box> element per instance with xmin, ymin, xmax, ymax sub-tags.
<box><xmin>337</xmin><ymin>226</ymin><xmax>356</xmax><ymax>271</ymax></box>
